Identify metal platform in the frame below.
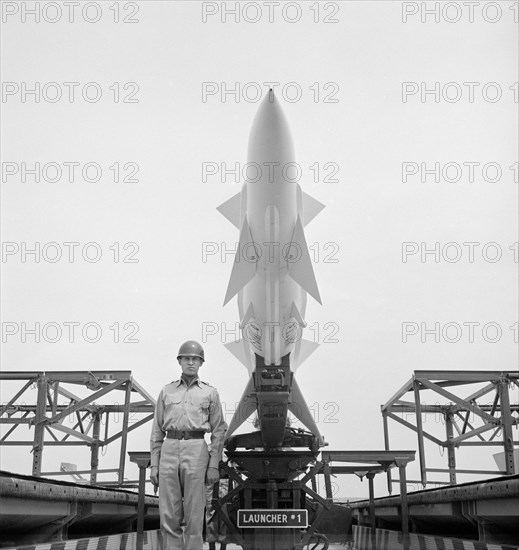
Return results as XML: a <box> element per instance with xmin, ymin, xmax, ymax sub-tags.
<box><xmin>0</xmin><ymin>470</ymin><xmax>159</xmax><ymax>547</ymax></box>
<box><xmin>349</xmin><ymin>474</ymin><xmax>519</xmax><ymax>546</ymax></box>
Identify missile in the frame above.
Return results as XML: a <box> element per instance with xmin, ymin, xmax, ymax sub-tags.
<box><xmin>219</xmin><ymin>89</ymin><xmax>325</xmax><ymax>369</ymax></box>
<box><xmin>218</xmin><ymin>90</ymin><xmax>326</xmax><ymax>447</ymax></box>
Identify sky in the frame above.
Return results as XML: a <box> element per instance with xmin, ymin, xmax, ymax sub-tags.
<box><xmin>1</xmin><ymin>0</ymin><xmax>518</xmax><ymax>498</ymax></box>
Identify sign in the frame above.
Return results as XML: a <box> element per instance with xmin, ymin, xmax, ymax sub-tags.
<box><xmin>237</xmin><ymin>509</ymin><xmax>308</xmax><ymax>528</ymax></box>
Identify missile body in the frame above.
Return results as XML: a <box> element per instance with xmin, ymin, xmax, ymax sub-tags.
<box><xmin>218</xmin><ymin>90</ymin><xmax>325</xmax><ymax>446</ymax></box>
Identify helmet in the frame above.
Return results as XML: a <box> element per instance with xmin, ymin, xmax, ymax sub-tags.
<box><xmin>177</xmin><ymin>340</ymin><xmax>205</xmax><ymax>362</ymax></box>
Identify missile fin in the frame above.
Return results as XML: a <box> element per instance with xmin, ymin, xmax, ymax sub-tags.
<box><xmin>224</xmin><ymin>339</ymin><xmax>253</xmax><ymax>374</ymax></box>
<box><xmin>240</xmin><ymin>303</ymin><xmax>255</xmax><ymax>329</ymax></box>
<box><xmin>301</xmin><ymin>189</ymin><xmax>325</xmax><ymax>226</ymax></box>
<box><xmin>293</xmin><ymin>338</ymin><xmax>319</xmax><ymax>370</ymax></box>
<box><xmin>226</xmin><ymin>375</ymin><xmax>256</xmax><ymax>439</ymax></box>
<box><xmin>217</xmin><ymin>192</ymin><xmax>242</xmax><ymax>229</ymax></box>
<box><xmin>290</xmin><ymin>302</ymin><xmax>306</xmax><ymax>328</ymax></box>
<box><xmin>223</xmin><ymin>217</ymin><xmax>257</xmax><ymax>306</ymax></box>
<box><xmin>288</xmin><ymin>378</ymin><xmax>324</xmax><ymax>446</ymax></box>
<box><xmin>287</xmin><ymin>216</ymin><xmax>322</xmax><ymax>304</ymax></box>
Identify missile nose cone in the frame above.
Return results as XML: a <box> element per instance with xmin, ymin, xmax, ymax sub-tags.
<box><xmin>248</xmin><ymin>88</ymin><xmax>294</xmax><ymax>165</ymax></box>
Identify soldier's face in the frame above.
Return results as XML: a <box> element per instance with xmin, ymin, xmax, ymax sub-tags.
<box><xmin>179</xmin><ymin>356</ymin><xmax>203</xmax><ymax>377</ymax></box>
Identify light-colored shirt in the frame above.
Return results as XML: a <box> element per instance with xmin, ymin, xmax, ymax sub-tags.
<box><xmin>150</xmin><ymin>377</ymin><xmax>227</xmax><ymax>469</ymax></box>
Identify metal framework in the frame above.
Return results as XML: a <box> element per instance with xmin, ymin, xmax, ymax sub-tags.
<box><xmin>214</xmin><ymin>453</ymin><xmax>329</xmax><ymax>550</ymax></box>
<box><xmin>210</xmin><ymin>449</ymin><xmax>415</xmax><ymax>550</ymax></box>
<box><xmin>321</xmin><ymin>450</ymin><xmax>416</xmax><ymax>550</ymax></box>
<box><xmin>381</xmin><ymin>370</ymin><xmax>519</xmax><ymax>487</ymax></box>
<box><xmin>0</xmin><ymin>371</ymin><xmax>156</xmax><ymax>486</ymax></box>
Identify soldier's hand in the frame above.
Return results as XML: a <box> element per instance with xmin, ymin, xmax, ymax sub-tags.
<box><xmin>206</xmin><ymin>466</ymin><xmax>220</xmax><ymax>485</ymax></box>
<box><xmin>150</xmin><ymin>466</ymin><xmax>159</xmax><ymax>489</ymax></box>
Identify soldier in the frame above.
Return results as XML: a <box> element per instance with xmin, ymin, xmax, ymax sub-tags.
<box><xmin>150</xmin><ymin>341</ymin><xmax>227</xmax><ymax>550</ymax></box>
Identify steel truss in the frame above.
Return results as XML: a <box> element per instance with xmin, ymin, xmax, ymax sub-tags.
<box><xmin>0</xmin><ymin>371</ymin><xmax>156</xmax><ymax>486</ymax></box>
<box><xmin>381</xmin><ymin>370</ymin><xmax>519</xmax><ymax>487</ymax></box>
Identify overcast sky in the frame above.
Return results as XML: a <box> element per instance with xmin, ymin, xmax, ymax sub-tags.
<box><xmin>1</xmin><ymin>1</ymin><xmax>517</xmax><ymax>497</ymax></box>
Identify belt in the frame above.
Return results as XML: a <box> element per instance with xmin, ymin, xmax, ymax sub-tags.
<box><xmin>166</xmin><ymin>430</ymin><xmax>205</xmax><ymax>440</ymax></box>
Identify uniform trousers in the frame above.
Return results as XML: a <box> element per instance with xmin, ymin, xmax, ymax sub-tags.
<box><xmin>205</xmin><ymin>479</ymin><xmax>228</xmax><ymax>544</ymax></box>
<box><xmin>159</xmin><ymin>438</ymin><xmax>209</xmax><ymax>550</ymax></box>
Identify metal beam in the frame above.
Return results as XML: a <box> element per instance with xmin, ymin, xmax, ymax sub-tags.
<box><xmin>0</xmin><ymin>380</ymin><xmax>33</xmax><ymax>416</ymax></box>
<box><xmin>419</xmin><ymin>378</ymin><xmax>496</xmax><ymax>424</ymax></box>
<box><xmin>382</xmin><ymin>411</ymin><xmax>392</xmax><ymax>494</ymax></box>
<box><xmin>367</xmin><ymin>473</ymin><xmax>376</xmax><ymax>550</ymax></box>
<box><xmin>398</xmin><ymin>462</ymin><xmax>410</xmax><ymax>550</ymax></box>
<box><xmin>56</xmin><ymin>385</ymin><xmax>86</xmax><ymax>404</ymax></box>
<box><xmin>453</xmin><ymin>410</ymin><xmax>487</xmax><ymax>442</ymax></box>
<box><xmin>414</xmin><ymin>370</ymin><xmax>513</xmax><ymax>382</ymax></box>
<box><xmin>322</xmin><ymin>450</ymin><xmax>415</xmax><ymax>466</ymax></box>
<box><xmin>49</xmin><ymin>378</ymin><xmax>128</xmax><ymax>424</ymax></box>
<box><xmin>0</xmin><ymin>418</ymin><xmax>31</xmax><ymax>424</ymax></box>
<box><xmin>1</xmin><ymin>411</ymin><xmax>31</xmax><ymax>441</ymax></box>
<box><xmin>41</xmin><ymin>468</ymin><xmax>119</xmax><ymax>476</ymax></box>
<box><xmin>32</xmin><ymin>375</ymin><xmax>47</xmax><ymax>476</ymax></box>
<box><xmin>389</xmin><ymin>400</ymin><xmax>446</xmax><ymax>413</ymax></box>
<box><xmin>131</xmin><ymin>379</ymin><xmax>157</xmax><ymax>406</ymax></box>
<box><xmin>459</xmin><ymin>440</ymin><xmax>519</xmax><ymax>446</ymax></box>
<box><xmin>450</xmin><ymin>422</ymin><xmax>497</xmax><ymax>445</ymax></box>
<box><xmin>413</xmin><ymin>380</ymin><xmax>427</xmax><ymax>487</ymax></box>
<box><xmin>118</xmin><ymin>381</ymin><xmax>132</xmax><ymax>484</ymax></box>
<box><xmin>1</xmin><ymin>441</ymin><xmax>86</xmax><ymax>446</ymax></box>
<box><xmin>102</xmin><ymin>413</ymin><xmax>155</xmax><ymax>446</ymax></box>
<box><xmin>464</xmin><ymin>382</ymin><xmax>497</xmax><ymax>403</ymax></box>
<box><xmin>44</xmin><ymin>370</ymin><xmax>133</xmax><ymax>383</ymax></box>
<box><xmin>386</xmin><ymin>403</ymin><xmax>519</xmax><ymax>413</ymax></box>
<box><xmin>90</xmin><ymin>412</ymin><xmax>101</xmax><ymax>484</ymax></box>
<box><xmin>62</xmin><ymin>411</ymin><xmax>91</xmax><ymax>442</ymax></box>
<box><xmin>49</xmin><ymin>423</ymin><xmax>96</xmax><ymax>443</ymax></box>
<box><xmin>330</xmin><ymin>465</ymin><xmax>385</xmax><ymax>475</ymax></box>
<box><xmin>381</xmin><ymin>377</ymin><xmax>414</xmax><ymax>412</ymax></box>
<box><xmin>445</xmin><ymin>413</ymin><xmax>456</xmax><ymax>484</ymax></box>
<box><xmin>386</xmin><ymin>412</ymin><xmax>444</xmax><ymax>447</ymax></box>
<box><xmin>44</xmin><ymin>425</ymin><xmax>59</xmax><ymax>442</ymax></box>
<box><xmin>499</xmin><ymin>378</ymin><xmax>515</xmax><ymax>475</ymax></box>
<box><xmin>0</xmin><ymin>372</ymin><xmax>43</xmax><ymax>380</ymax></box>
<box><xmin>425</xmin><ymin>468</ymin><xmax>504</xmax><ymax>475</ymax></box>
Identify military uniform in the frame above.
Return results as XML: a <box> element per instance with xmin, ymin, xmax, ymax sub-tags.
<box><xmin>150</xmin><ymin>376</ymin><xmax>227</xmax><ymax>550</ymax></box>
<box><xmin>206</xmin><ymin>478</ymin><xmax>228</xmax><ymax>549</ymax></box>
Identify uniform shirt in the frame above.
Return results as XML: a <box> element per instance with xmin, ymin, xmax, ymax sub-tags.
<box><xmin>150</xmin><ymin>376</ymin><xmax>227</xmax><ymax>469</ymax></box>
